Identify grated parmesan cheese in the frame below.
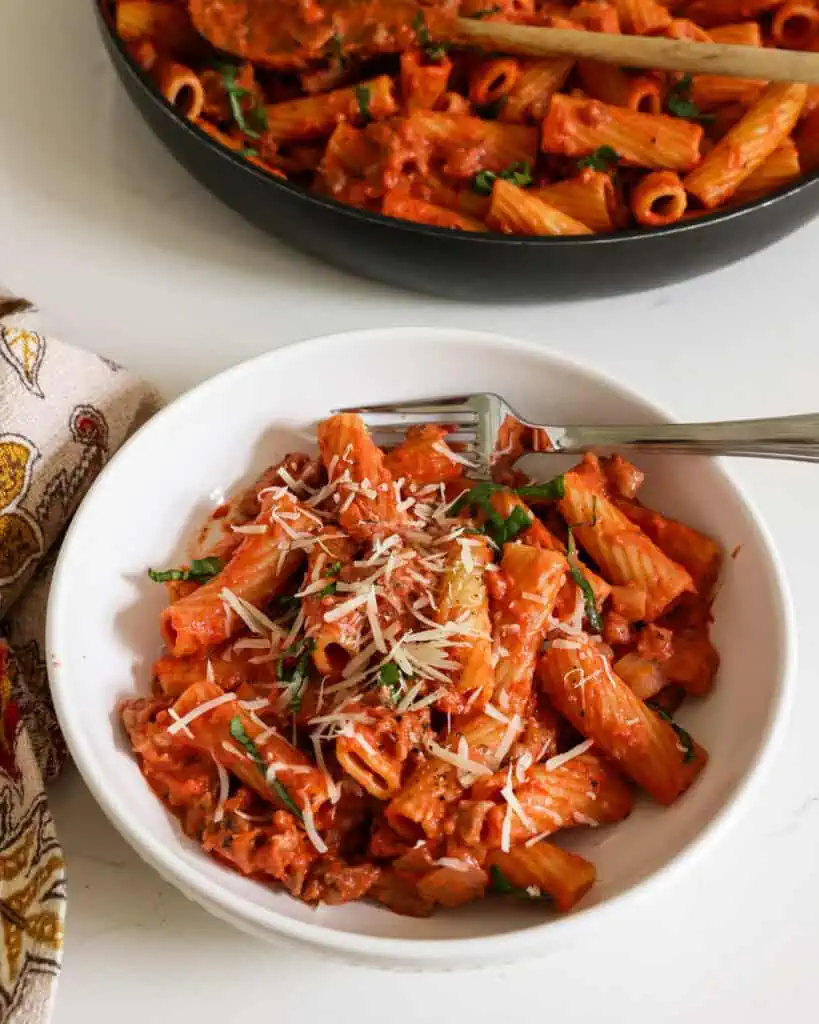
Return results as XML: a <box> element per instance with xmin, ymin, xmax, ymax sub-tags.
<box><xmin>220</xmin><ymin>588</ymin><xmax>279</xmax><ymax>636</ymax></box>
<box><xmin>324</xmin><ymin>591</ymin><xmax>370</xmax><ymax>623</ymax></box>
<box><xmin>168</xmin><ymin>692</ymin><xmax>236</xmax><ymax>735</ymax></box>
<box><xmin>269</xmin><ymin>508</ymin><xmax>304</xmax><ymax>539</ymax></box>
<box><xmin>515</xmin><ymin>751</ymin><xmax>533</xmax><ymax>783</ymax></box>
<box><xmin>402</xmin><ymin>687</ymin><xmax>447</xmax><ymax>713</ymax></box>
<box><xmin>302</xmin><ymin>802</ymin><xmax>328</xmax><ymax>853</ymax></box>
<box><xmin>500</xmin><ymin>767</ymin><xmax>535</xmax><ymax>835</ymax></box>
<box><xmin>431</xmin><ymin>441</ymin><xmax>477</xmax><ymax>468</ymax></box>
<box><xmin>425</xmin><ymin>737</ymin><xmax>491</xmax><ymax>779</ymax></box>
<box><xmin>551</xmin><ymin>637</ymin><xmax>582</xmax><ymax>650</ymax></box>
<box><xmin>366</xmin><ymin>588</ymin><xmax>387</xmax><ymax>653</ymax></box>
<box><xmin>284</xmin><ymin>605</ymin><xmax>306</xmax><ymax>648</ymax></box>
<box><xmin>500</xmin><ymin>803</ymin><xmax>513</xmax><ymax>853</ymax></box>
<box><xmin>434</xmin><ymin>857</ymin><xmax>472</xmax><ymax>872</ymax></box>
<box><xmin>493</xmin><ymin>713</ymin><xmax>522</xmax><ymax>769</ymax></box>
<box><xmin>167</xmin><ymin>708</ymin><xmax>194</xmax><ymax>739</ymax></box>
<box><xmin>234</xmin><ymin>809</ymin><xmax>271</xmax><ymax>823</ymax></box>
<box><xmin>238</xmin><ymin>698</ymin><xmax>270</xmax><ymax>712</ymax></box>
<box><xmin>544</xmin><ymin>738</ymin><xmax>594</xmax><ymax>772</ymax></box>
<box><xmin>234</xmin><ymin>638</ymin><xmax>274</xmax><ymax>651</ymax></box>
<box><xmin>276</xmin><ymin>466</ymin><xmax>309</xmax><ymax>495</ymax></box>
<box><xmin>311</xmin><ymin>734</ymin><xmax>341</xmax><ymax>804</ymax></box>
<box><xmin>213</xmin><ymin>761</ymin><xmax>230</xmax><ymax>823</ymax></box>
<box><xmin>297</xmin><ymin>576</ymin><xmax>335</xmax><ymax>598</ymax></box>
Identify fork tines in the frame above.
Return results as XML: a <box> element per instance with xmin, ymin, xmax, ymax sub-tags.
<box><xmin>334</xmin><ymin>394</ymin><xmax>482</xmax><ymax>435</ymax></box>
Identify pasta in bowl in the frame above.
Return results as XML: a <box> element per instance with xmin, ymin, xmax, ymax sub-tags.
<box><xmin>47</xmin><ymin>329</ymin><xmax>794</xmax><ymax>964</ymax></box>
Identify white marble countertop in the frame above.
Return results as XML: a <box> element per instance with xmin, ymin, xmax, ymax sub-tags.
<box><xmin>3</xmin><ymin>0</ymin><xmax>819</xmax><ymax>1020</ymax></box>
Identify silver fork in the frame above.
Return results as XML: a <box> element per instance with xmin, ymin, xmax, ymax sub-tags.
<box><xmin>337</xmin><ymin>393</ymin><xmax>819</xmax><ymax>478</ymax></box>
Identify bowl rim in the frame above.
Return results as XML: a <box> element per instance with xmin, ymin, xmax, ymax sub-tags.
<box><xmin>46</xmin><ymin>327</ymin><xmax>797</xmax><ymax>964</ymax></box>
<box><xmin>94</xmin><ymin>0</ymin><xmax>819</xmax><ymax>250</ymax></box>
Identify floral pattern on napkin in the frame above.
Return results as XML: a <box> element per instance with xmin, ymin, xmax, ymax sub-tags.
<box><xmin>0</xmin><ymin>299</ymin><xmax>159</xmax><ymax>1023</ymax></box>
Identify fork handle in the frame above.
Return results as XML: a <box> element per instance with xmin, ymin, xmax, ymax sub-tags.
<box><xmin>548</xmin><ymin>413</ymin><xmax>819</xmax><ymax>463</ymax></box>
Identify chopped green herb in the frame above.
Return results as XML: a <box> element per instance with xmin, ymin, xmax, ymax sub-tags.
<box><xmin>411</xmin><ymin>10</ymin><xmax>448</xmax><ymax>60</ymax></box>
<box><xmin>246</xmin><ymin>105</ymin><xmax>268</xmax><ymax>134</ymax></box>
<box><xmin>328</xmin><ymin>29</ymin><xmax>346</xmax><ymax>68</ymax></box>
<box><xmin>317</xmin><ymin>561</ymin><xmax>342</xmax><ymax>597</ymax></box>
<box><xmin>355</xmin><ymin>84</ymin><xmax>372</xmax><ymax>123</ymax></box>
<box><xmin>449</xmin><ymin>480</ymin><xmax>530</xmax><ymax>547</ymax></box>
<box><xmin>148</xmin><ymin>557</ymin><xmax>223</xmax><ymax>584</ymax></box>
<box><xmin>493</xmin><ymin>505</ymin><xmax>531</xmax><ymax>546</ymax></box>
<box><xmin>449</xmin><ymin>480</ymin><xmax>501</xmax><ymax>516</ymax></box>
<box><xmin>489</xmin><ymin>865</ymin><xmax>552</xmax><ymax>900</ymax></box>
<box><xmin>451</xmin><ymin>482</ymin><xmax>505</xmax><ymax>542</ymax></box>
<box><xmin>647</xmin><ymin>703</ymin><xmax>696</xmax><ymax>763</ymax></box>
<box><xmin>566</xmin><ymin>512</ymin><xmax>602</xmax><ymax>634</ymax></box>
<box><xmin>425</xmin><ymin>43</ymin><xmax>449</xmax><ymax>60</ymax></box>
<box><xmin>238</xmin><ymin>146</ymin><xmax>259</xmax><ymax>158</ymax></box>
<box><xmin>451</xmin><ymin>478</ymin><xmax>569</xmax><ymax>548</ymax></box>
<box><xmin>412</xmin><ymin>10</ymin><xmax>430</xmax><ymax>46</ymax></box>
<box><xmin>287</xmin><ymin>677</ymin><xmax>309</xmax><ymax>713</ymax></box>
<box><xmin>515</xmin><ymin>475</ymin><xmax>565</xmax><ymax>501</ymax></box>
<box><xmin>276</xmin><ymin>640</ymin><xmax>313</xmax><ymax>712</ymax></box>
<box><xmin>576</xmin><ymin>145</ymin><xmax>619</xmax><ymax>172</ymax></box>
<box><xmin>469</xmin><ymin>5</ymin><xmax>502</xmax><ymax>17</ymax></box>
<box><xmin>473</xmin><ymin>170</ymin><xmax>498</xmax><ymax>196</ymax></box>
<box><xmin>379</xmin><ymin>661</ymin><xmax>403</xmax><ymax>702</ymax></box>
<box><xmin>216</xmin><ymin>63</ymin><xmax>268</xmax><ymax>140</ymax></box>
<box><xmin>473</xmin><ymin>159</ymin><xmax>532</xmax><ymax>195</ymax></box>
<box><xmin>452</xmin><ymin>477</ymin><xmax>562</xmax><ymax>517</ymax></box>
<box><xmin>228</xmin><ymin>716</ymin><xmax>303</xmax><ymax>818</ymax></box>
<box><xmin>500</xmin><ymin>159</ymin><xmax>533</xmax><ymax>187</ymax></box>
<box><xmin>475</xmin><ymin>96</ymin><xmax>507</xmax><ymax>120</ymax></box>
<box><xmin>473</xmin><ymin>170</ymin><xmax>497</xmax><ymax>196</ymax></box>
<box><xmin>380</xmin><ymin>662</ymin><xmax>401</xmax><ymax>687</ymax></box>
<box><xmin>665</xmin><ymin>74</ymin><xmax>714</xmax><ymax>122</ymax></box>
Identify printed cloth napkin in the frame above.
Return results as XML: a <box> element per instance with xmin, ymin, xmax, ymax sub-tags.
<box><xmin>0</xmin><ymin>298</ymin><xmax>159</xmax><ymax>1024</ymax></box>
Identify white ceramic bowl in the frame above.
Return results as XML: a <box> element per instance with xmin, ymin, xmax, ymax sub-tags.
<box><xmin>47</xmin><ymin>328</ymin><xmax>795</xmax><ymax>968</ymax></box>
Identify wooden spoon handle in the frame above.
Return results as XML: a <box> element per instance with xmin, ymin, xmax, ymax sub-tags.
<box><xmin>455</xmin><ymin>19</ymin><xmax>819</xmax><ymax>84</ymax></box>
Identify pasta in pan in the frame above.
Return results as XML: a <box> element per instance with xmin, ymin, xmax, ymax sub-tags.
<box><xmin>109</xmin><ymin>0</ymin><xmax>816</xmax><ymax>236</ymax></box>
<box><xmin>121</xmin><ymin>412</ymin><xmax>719</xmax><ymax>915</ymax></box>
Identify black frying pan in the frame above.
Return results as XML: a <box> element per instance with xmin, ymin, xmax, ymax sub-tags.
<box><xmin>95</xmin><ymin>0</ymin><xmax>819</xmax><ymax>302</ymax></box>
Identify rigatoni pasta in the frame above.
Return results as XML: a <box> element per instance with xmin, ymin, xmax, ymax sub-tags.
<box><xmin>488</xmin><ymin>179</ymin><xmax>594</xmax><ymax>235</ymax></box>
<box><xmin>487</xmin><ymin>842</ymin><xmax>596</xmax><ymax>912</ymax></box>
<box><xmin>530</xmin><ymin>170</ymin><xmax>622</xmax><ymax>233</ymax></box>
<box><xmin>631</xmin><ymin>170</ymin><xmax>688</xmax><ymax>226</ymax></box>
<box><xmin>542</xmin><ymin>94</ymin><xmax>703</xmax><ymax>171</ymax></box>
<box><xmin>684</xmin><ymin>82</ymin><xmax>807</xmax><ymax>209</ymax></box>
<box><xmin>109</xmin><ymin>0</ymin><xmax>819</xmax><ymax>238</ymax></box>
<box><xmin>122</xmin><ymin>414</ymin><xmax>720</xmax><ymax>915</ymax></box>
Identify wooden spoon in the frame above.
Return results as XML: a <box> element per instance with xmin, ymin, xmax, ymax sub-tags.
<box><xmin>188</xmin><ymin>0</ymin><xmax>819</xmax><ymax>83</ymax></box>
<box><xmin>456</xmin><ymin>19</ymin><xmax>819</xmax><ymax>83</ymax></box>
